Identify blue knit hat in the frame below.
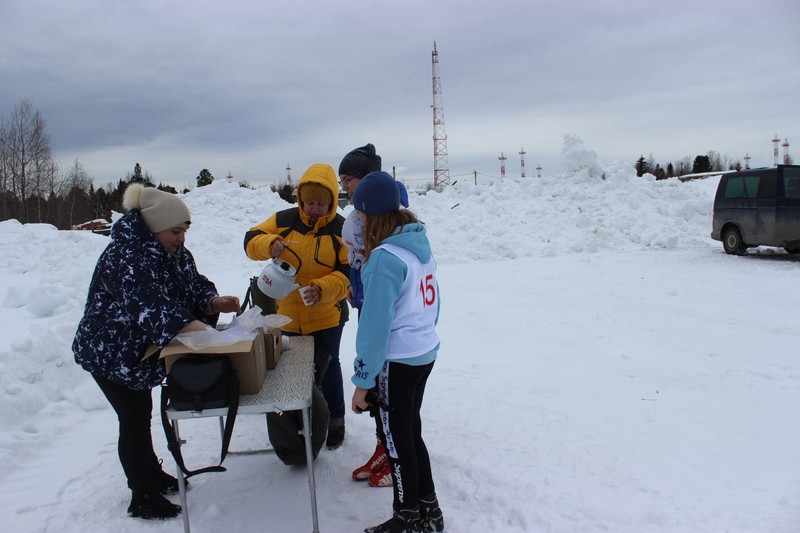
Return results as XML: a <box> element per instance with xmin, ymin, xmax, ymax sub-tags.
<box><xmin>396</xmin><ymin>180</ymin><xmax>409</xmax><ymax>208</ymax></box>
<box><xmin>352</xmin><ymin>171</ymin><xmax>400</xmax><ymax>215</ymax></box>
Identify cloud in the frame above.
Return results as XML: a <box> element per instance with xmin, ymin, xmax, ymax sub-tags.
<box><xmin>2</xmin><ymin>0</ymin><xmax>799</xmax><ymax>187</ymax></box>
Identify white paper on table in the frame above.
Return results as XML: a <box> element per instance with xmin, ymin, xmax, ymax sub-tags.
<box><xmin>224</xmin><ymin>307</ymin><xmax>292</xmax><ymax>332</ymax></box>
<box><xmin>170</xmin><ymin>309</ymin><xmax>291</xmax><ymax>351</ymax></box>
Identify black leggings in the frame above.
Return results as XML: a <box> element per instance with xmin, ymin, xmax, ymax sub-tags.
<box><xmin>375</xmin><ymin>360</ymin><xmax>436</xmax><ymax>512</ymax></box>
<box><xmin>92</xmin><ymin>374</ymin><xmax>163</xmax><ymax>492</ymax></box>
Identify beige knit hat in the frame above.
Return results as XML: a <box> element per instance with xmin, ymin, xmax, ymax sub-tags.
<box><xmin>122</xmin><ymin>184</ymin><xmax>191</xmax><ymax>233</ymax></box>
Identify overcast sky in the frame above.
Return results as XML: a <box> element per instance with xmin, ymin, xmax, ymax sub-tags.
<box><xmin>2</xmin><ymin>0</ymin><xmax>799</xmax><ymax>189</ymax></box>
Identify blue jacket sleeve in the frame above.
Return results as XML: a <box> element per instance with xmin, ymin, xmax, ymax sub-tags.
<box><xmin>351</xmin><ymin>250</ymin><xmax>407</xmax><ymax>389</ymax></box>
<box><xmin>349</xmin><ymin>267</ymin><xmax>364</xmax><ymax>309</ymax></box>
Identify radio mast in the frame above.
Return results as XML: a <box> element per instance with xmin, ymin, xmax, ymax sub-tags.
<box><xmin>783</xmin><ymin>138</ymin><xmax>790</xmax><ymax>164</ymax></box>
<box><xmin>773</xmin><ymin>134</ymin><xmax>781</xmax><ymax>166</ymax></box>
<box><xmin>431</xmin><ymin>41</ymin><xmax>450</xmax><ymax>187</ymax></box>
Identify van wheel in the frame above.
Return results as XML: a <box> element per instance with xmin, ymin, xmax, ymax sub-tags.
<box><xmin>722</xmin><ymin>227</ymin><xmax>746</xmax><ymax>255</ymax></box>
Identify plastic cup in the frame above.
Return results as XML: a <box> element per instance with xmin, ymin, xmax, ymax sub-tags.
<box><xmin>299</xmin><ymin>286</ymin><xmax>315</xmax><ymax>306</ymax></box>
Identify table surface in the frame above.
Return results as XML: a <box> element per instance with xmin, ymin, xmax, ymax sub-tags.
<box><xmin>166</xmin><ymin>335</ymin><xmax>314</xmax><ymax>419</ymax></box>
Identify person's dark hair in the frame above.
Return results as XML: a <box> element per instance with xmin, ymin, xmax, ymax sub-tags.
<box><xmin>362</xmin><ymin>209</ymin><xmax>420</xmax><ymax>260</ymax></box>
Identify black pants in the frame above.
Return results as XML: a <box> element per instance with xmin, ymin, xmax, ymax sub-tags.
<box><xmin>375</xmin><ymin>360</ymin><xmax>436</xmax><ymax>512</ymax></box>
<box><xmin>92</xmin><ymin>374</ymin><xmax>163</xmax><ymax>492</ymax></box>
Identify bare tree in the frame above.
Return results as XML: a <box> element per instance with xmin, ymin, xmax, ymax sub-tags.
<box><xmin>61</xmin><ymin>159</ymin><xmax>92</xmax><ymax>228</ymax></box>
<box><xmin>1</xmin><ymin>100</ymin><xmax>54</xmax><ymax>223</ymax></box>
<box><xmin>0</xmin><ymin>121</ymin><xmax>9</xmax><ymax>221</ymax></box>
<box><xmin>41</xmin><ymin>159</ymin><xmax>62</xmax><ymax>225</ymax></box>
<box><xmin>32</xmin><ymin>157</ymin><xmax>59</xmax><ymax>223</ymax></box>
<box><xmin>707</xmin><ymin>150</ymin><xmax>723</xmax><ymax>172</ymax></box>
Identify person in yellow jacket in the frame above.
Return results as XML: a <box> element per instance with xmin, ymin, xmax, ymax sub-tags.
<box><xmin>244</xmin><ymin>163</ymin><xmax>350</xmax><ymax>448</ymax></box>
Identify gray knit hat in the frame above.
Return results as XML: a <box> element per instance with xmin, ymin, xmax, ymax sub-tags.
<box><xmin>122</xmin><ymin>184</ymin><xmax>191</xmax><ymax>233</ymax></box>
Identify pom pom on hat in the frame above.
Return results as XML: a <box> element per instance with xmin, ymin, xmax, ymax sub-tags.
<box><xmin>352</xmin><ymin>171</ymin><xmax>400</xmax><ymax>215</ymax></box>
<box><xmin>338</xmin><ymin>143</ymin><xmax>382</xmax><ymax>179</ymax></box>
<box><xmin>123</xmin><ymin>183</ymin><xmax>191</xmax><ymax>233</ymax></box>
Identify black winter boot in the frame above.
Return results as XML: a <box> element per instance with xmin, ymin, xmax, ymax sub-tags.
<box><xmin>326</xmin><ymin>425</ymin><xmax>345</xmax><ymax>449</ymax></box>
<box><xmin>364</xmin><ymin>507</ymin><xmax>423</xmax><ymax>533</ymax></box>
<box><xmin>154</xmin><ymin>468</ymin><xmax>188</xmax><ymax>495</ymax></box>
<box><xmin>419</xmin><ymin>493</ymin><xmax>444</xmax><ymax>532</ymax></box>
<box><xmin>127</xmin><ymin>489</ymin><xmax>182</xmax><ymax>520</ymax></box>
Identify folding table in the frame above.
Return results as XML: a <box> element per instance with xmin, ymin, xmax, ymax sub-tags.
<box><xmin>164</xmin><ymin>335</ymin><xmax>319</xmax><ymax>533</ymax></box>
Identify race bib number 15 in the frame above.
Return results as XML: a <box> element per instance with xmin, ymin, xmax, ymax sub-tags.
<box><xmin>419</xmin><ymin>274</ymin><xmax>436</xmax><ymax>307</ymax></box>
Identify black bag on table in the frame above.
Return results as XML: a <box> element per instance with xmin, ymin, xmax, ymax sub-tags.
<box><xmin>160</xmin><ymin>355</ymin><xmax>240</xmax><ymax>478</ymax></box>
<box><xmin>241</xmin><ymin>276</ymin><xmax>277</xmax><ymax>315</ymax></box>
<box><xmin>167</xmin><ymin>356</ymin><xmax>235</xmax><ymax>411</ymax></box>
<box><xmin>266</xmin><ymin>344</ymin><xmax>331</xmax><ymax>465</ymax></box>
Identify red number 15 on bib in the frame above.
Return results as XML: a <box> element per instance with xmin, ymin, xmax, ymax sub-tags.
<box><xmin>419</xmin><ymin>274</ymin><xmax>436</xmax><ymax>307</ymax></box>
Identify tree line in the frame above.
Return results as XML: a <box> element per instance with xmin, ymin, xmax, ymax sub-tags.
<box><xmin>632</xmin><ymin>150</ymin><xmax>788</xmax><ymax>179</ymax></box>
<box><xmin>4</xmin><ymin>99</ymin><xmax>772</xmax><ymax>230</ymax></box>
<box><xmin>0</xmin><ymin>100</ymin><xmax>298</xmax><ymax>230</ymax></box>
<box><xmin>0</xmin><ymin>100</ymin><xmax>186</xmax><ymax>229</ymax></box>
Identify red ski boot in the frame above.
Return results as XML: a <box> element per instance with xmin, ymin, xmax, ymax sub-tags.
<box><xmin>352</xmin><ymin>441</ymin><xmax>389</xmax><ymax>481</ymax></box>
<box><xmin>367</xmin><ymin>463</ymin><xmax>394</xmax><ymax>488</ymax></box>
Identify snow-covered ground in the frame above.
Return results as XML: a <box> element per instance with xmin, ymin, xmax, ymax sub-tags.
<box><xmin>1</xmin><ymin>136</ymin><xmax>798</xmax><ymax>532</ymax></box>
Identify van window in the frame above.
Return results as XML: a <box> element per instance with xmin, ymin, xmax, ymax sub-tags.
<box><xmin>784</xmin><ymin>168</ymin><xmax>800</xmax><ymax>198</ymax></box>
<box><xmin>723</xmin><ymin>175</ymin><xmax>761</xmax><ymax>199</ymax></box>
<box><xmin>758</xmin><ymin>175</ymin><xmax>776</xmax><ymax>199</ymax></box>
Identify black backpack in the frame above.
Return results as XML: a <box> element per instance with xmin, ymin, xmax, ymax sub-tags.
<box><xmin>266</xmin><ymin>344</ymin><xmax>331</xmax><ymax>465</ymax></box>
<box><xmin>160</xmin><ymin>356</ymin><xmax>240</xmax><ymax>478</ymax></box>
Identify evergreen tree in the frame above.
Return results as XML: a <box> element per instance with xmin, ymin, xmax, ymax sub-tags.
<box><xmin>131</xmin><ymin>163</ymin><xmax>143</xmax><ymax>183</ymax></box>
<box><xmin>635</xmin><ymin>156</ymin><xmax>648</xmax><ymax>177</ymax></box>
<box><xmin>196</xmin><ymin>169</ymin><xmax>214</xmax><ymax>187</ymax></box>
<box><xmin>692</xmin><ymin>155</ymin><xmax>712</xmax><ymax>173</ymax></box>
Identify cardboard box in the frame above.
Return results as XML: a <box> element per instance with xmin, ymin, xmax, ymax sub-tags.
<box><xmin>156</xmin><ymin>329</ymin><xmax>268</xmax><ymax>395</ymax></box>
<box><xmin>261</xmin><ymin>327</ymin><xmax>283</xmax><ymax>369</ymax></box>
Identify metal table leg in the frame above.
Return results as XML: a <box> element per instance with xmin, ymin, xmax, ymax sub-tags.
<box><xmin>301</xmin><ymin>406</ymin><xmax>319</xmax><ymax>533</ymax></box>
<box><xmin>174</xmin><ymin>419</ymin><xmax>191</xmax><ymax>533</ymax></box>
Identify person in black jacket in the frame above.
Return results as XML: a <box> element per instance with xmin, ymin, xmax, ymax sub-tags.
<box><xmin>72</xmin><ymin>184</ymin><xmax>239</xmax><ymax>520</ymax></box>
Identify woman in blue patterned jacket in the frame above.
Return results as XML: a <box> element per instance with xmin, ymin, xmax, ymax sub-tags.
<box><xmin>72</xmin><ymin>184</ymin><xmax>239</xmax><ymax>521</ymax></box>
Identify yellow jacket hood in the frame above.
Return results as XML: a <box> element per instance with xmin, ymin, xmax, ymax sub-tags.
<box><xmin>296</xmin><ymin>163</ymin><xmax>339</xmax><ymax>228</ymax></box>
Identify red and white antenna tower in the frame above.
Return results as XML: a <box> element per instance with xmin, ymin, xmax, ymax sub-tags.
<box><xmin>773</xmin><ymin>134</ymin><xmax>781</xmax><ymax>166</ymax></box>
<box><xmin>743</xmin><ymin>153</ymin><xmax>751</xmax><ymax>170</ymax></box>
<box><xmin>536</xmin><ymin>164</ymin><xmax>542</xmax><ymax>178</ymax></box>
<box><xmin>519</xmin><ymin>148</ymin><xmax>526</xmax><ymax>178</ymax></box>
<box><xmin>499</xmin><ymin>152</ymin><xmax>507</xmax><ymax>178</ymax></box>
<box><xmin>431</xmin><ymin>41</ymin><xmax>450</xmax><ymax>187</ymax></box>
<box><xmin>286</xmin><ymin>164</ymin><xmax>292</xmax><ymax>184</ymax></box>
<box><xmin>783</xmin><ymin>137</ymin><xmax>790</xmax><ymax>164</ymax></box>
